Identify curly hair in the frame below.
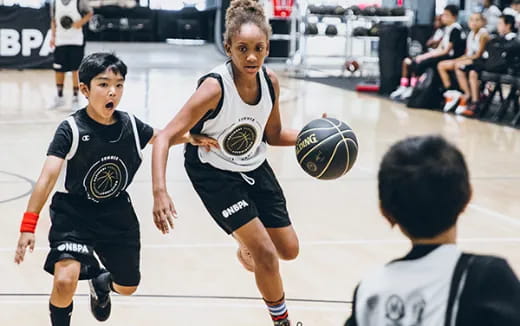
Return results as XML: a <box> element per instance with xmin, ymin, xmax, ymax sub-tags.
<box><xmin>224</xmin><ymin>0</ymin><xmax>272</xmax><ymax>45</ymax></box>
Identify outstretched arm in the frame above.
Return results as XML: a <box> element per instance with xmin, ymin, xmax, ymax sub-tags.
<box><xmin>151</xmin><ymin>78</ymin><xmax>221</xmax><ymax>234</ymax></box>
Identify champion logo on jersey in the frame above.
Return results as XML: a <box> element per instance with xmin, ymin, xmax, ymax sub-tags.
<box><xmin>222</xmin><ymin>200</ymin><xmax>249</xmax><ymax>218</ymax></box>
<box><xmin>82</xmin><ymin>135</ymin><xmax>90</xmax><ymax>142</ymax></box>
<box><xmin>57</xmin><ymin>242</ymin><xmax>90</xmax><ymax>254</ymax></box>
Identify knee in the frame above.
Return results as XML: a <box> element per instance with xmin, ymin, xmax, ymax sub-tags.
<box><xmin>114</xmin><ymin>285</ymin><xmax>137</xmax><ymax>296</ymax></box>
<box><xmin>250</xmin><ymin>244</ymin><xmax>279</xmax><ymax>273</ymax></box>
<box><xmin>53</xmin><ymin>275</ymin><xmax>77</xmax><ymax>297</ymax></box>
<box><xmin>277</xmin><ymin>241</ymin><xmax>299</xmax><ymax>261</ymax></box>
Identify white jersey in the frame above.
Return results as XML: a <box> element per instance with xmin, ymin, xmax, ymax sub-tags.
<box><xmin>355</xmin><ymin>245</ymin><xmax>462</xmax><ymax>326</ymax></box>
<box><xmin>466</xmin><ymin>28</ymin><xmax>487</xmax><ymax>57</ymax></box>
<box><xmin>54</xmin><ymin>0</ymin><xmax>84</xmax><ymax>46</ymax></box>
<box><xmin>193</xmin><ymin>61</ymin><xmax>275</xmax><ymax>172</ymax></box>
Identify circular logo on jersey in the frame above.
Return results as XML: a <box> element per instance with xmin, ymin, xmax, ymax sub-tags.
<box><xmin>83</xmin><ymin>156</ymin><xmax>128</xmax><ymax>202</ymax></box>
<box><xmin>60</xmin><ymin>16</ymin><xmax>74</xmax><ymax>29</ymax></box>
<box><xmin>385</xmin><ymin>295</ymin><xmax>405</xmax><ymax>321</ymax></box>
<box><xmin>223</xmin><ymin>124</ymin><xmax>257</xmax><ymax>156</ymax></box>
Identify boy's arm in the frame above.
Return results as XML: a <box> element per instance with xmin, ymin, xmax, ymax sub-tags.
<box><xmin>264</xmin><ymin>69</ymin><xmax>299</xmax><ymax>146</ymax></box>
<box><xmin>471</xmin><ymin>33</ymin><xmax>490</xmax><ymax>60</ymax></box>
<box><xmin>73</xmin><ymin>0</ymin><xmax>94</xmax><ymax>29</ymax></box>
<box><xmin>50</xmin><ymin>2</ymin><xmax>56</xmax><ymax>48</ymax></box>
<box><xmin>14</xmin><ymin>156</ymin><xmax>64</xmax><ymax>264</ymax></box>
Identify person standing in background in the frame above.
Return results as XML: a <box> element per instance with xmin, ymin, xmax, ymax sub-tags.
<box><xmin>49</xmin><ymin>0</ymin><xmax>93</xmax><ymax>109</ymax></box>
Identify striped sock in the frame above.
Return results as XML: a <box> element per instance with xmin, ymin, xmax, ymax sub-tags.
<box><xmin>265</xmin><ymin>294</ymin><xmax>289</xmax><ymax>322</ymax></box>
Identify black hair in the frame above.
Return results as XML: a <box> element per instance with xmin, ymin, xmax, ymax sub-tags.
<box><xmin>444</xmin><ymin>4</ymin><xmax>459</xmax><ymax>18</ymax></box>
<box><xmin>378</xmin><ymin>136</ymin><xmax>471</xmax><ymax>238</ymax></box>
<box><xmin>500</xmin><ymin>14</ymin><xmax>518</xmax><ymax>33</ymax></box>
<box><xmin>79</xmin><ymin>52</ymin><xmax>127</xmax><ymax>88</ymax></box>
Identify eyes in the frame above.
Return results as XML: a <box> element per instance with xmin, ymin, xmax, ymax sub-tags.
<box><xmin>237</xmin><ymin>45</ymin><xmax>265</xmax><ymax>53</ymax></box>
<box><xmin>98</xmin><ymin>82</ymin><xmax>124</xmax><ymax>88</ymax></box>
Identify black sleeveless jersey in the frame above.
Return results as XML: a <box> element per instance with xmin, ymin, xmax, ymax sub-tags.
<box><xmin>48</xmin><ymin>108</ymin><xmax>153</xmax><ymax>203</ymax></box>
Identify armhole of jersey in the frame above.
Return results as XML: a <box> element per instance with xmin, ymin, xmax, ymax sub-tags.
<box><xmin>263</xmin><ymin>66</ymin><xmax>276</xmax><ymax>106</ymax></box>
<box><xmin>65</xmin><ymin>117</ymin><xmax>79</xmax><ymax>160</ymax></box>
<box><xmin>190</xmin><ymin>73</ymin><xmax>224</xmax><ymax>134</ymax></box>
<box><xmin>445</xmin><ymin>253</ymin><xmax>474</xmax><ymax>326</ymax></box>
<box><xmin>128</xmin><ymin>113</ymin><xmax>143</xmax><ymax>159</ymax></box>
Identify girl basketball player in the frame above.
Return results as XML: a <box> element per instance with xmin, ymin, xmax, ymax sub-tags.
<box><xmin>152</xmin><ymin>0</ymin><xmax>305</xmax><ymax>324</ymax></box>
<box><xmin>14</xmin><ymin>53</ymin><xmax>156</xmax><ymax>326</ymax></box>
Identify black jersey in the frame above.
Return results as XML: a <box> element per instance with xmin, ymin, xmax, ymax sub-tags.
<box><xmin>47</xmin><ymin>108</ymin><xmax>153</xmax><ymax>203</ymax></box>
<box><xmin>345</xmin><ymin>244</ymin><xmax>520</xmax><ymax>326</ymax></box>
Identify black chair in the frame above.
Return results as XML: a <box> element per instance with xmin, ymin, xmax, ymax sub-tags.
<box><xmin>491</xmin><ymin>73</ymin><xmax>518</xmax><ymax>122</ymax></box>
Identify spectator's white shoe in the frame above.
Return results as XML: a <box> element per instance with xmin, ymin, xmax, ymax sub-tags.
<box><xmin>443</xmin><ymin>90</ymin><xmax>461</xmax><ymax>112</ymax></box>
<box><xmin>48</xmin><ymin>96</ymin><xmax>65</xmax><ymax>110</ymax></box>
<box><xmin>401</xmin><ymin>87</ymin><xmax>414</xmax><ymax>100</ymax></box>
<box><xmin>455</xmin><ymin>97</ymin><xmax>468</xmax><ymax>115</ymax></box>
<box><xmin>390</xmin><ymin>86</ymin><xmax>409</xmax><ymax>99</ymax></box>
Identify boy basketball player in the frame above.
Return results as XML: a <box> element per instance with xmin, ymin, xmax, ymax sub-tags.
<box><xmin>49</xmin><ymin>0</ymin><xmax>93</xmax><ymax>109</ymax></box>
<box><xmin>14</xmin><ymin>53</ymin><xmax>156</xmax><ymax>326</ymax></box>
<box><xmin>345</xmin><ymin>136</ymin><xmax>520</xmax><ymax>326</ymax></box>
<box><xmin>151</xmin><ymin>0</ymin><xmax>315</xmax><ymax>324</ymax></box>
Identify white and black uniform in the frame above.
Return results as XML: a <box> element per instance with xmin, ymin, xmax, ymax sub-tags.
<box><xmin>345</xmin><ymin>244</ymin><xmax>520</xmax><ymax>326</ymax></box>
<box><xmin>440</xmin><ymin>23</ymin><xmax>465</xmax><ymax>57</ymax></box>
<box><xmin>466</xmin><ymin>28</ymin><xmax>487</xmax><ymax>57</ymax></box>
<box><xmin>185</xmin><ymin>61</ymin><xmax>291</xmax><ymax>234</ymax></box>
<box><xmin>51</xmin><ymin>0</ymin><xmax>91</xmax><ymax>72</ymax></box>
<box><xmin>44</xmin><ymin>108</ymin><xmax>153</xmax><ymax>286</ymax></box>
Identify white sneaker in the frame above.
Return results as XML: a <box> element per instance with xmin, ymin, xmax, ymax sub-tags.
<box><xmin>401</xmin><ymin>86</ymin><xmax>414</xmax><ymax>100</ymax></box>
<box><xmin>48</xmin><ymin>96</ymin><xmax>65</xmax><ymax>110</ymax></box>
<box><xmin>390</xmin><ymin>86</ymin><xmax>409</xmax><ymax>99</ymax></box>
<box><xmin>442</xmin><ymin>90</ymin><xmax>461</xmax><ymax>112</ymax></box>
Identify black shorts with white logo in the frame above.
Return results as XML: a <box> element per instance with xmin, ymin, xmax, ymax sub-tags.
<box><xmin>44</xmin><ymin>192</ymin><xmax>141</xmax><ymax>286</ymax></box>
<box><xmin>185</xmin><ymin>156</ymin><xmax>291</xmax><ymax>234</ymax></box>
<box><xmin>53</xmin><ymin>45</ymin><xmax>84</xmax><ymax>72</ymax></box>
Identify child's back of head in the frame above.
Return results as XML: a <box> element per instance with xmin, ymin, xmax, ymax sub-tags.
<box><xmin>378</xmin><ymin>135</ymin><xmax>471</xmax><ymax>239</ymax></box>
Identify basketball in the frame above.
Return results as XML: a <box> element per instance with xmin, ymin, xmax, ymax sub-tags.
<box><xmin>295</xmin><ymin>117</ymin><xmax>358</xmax><ymax>180</ymax></box>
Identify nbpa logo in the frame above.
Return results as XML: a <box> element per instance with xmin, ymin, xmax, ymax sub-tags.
<box><xmin>57</xmin><ymin>242</ymin><xmax>89</xmax><ymax>254</ymax></box>
<box><xmin>222</xmin><ymin>200</ymin><xmax>249</xmax><ymax>218</ymax></box>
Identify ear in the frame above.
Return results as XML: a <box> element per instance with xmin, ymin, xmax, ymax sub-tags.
<box><xmin>379</xmin><ymin>201</ymin><xmax>397</xmax><ymax>227</ymax></box>
<box><xmin>79</xmin><ymin>82</ymin><xmax>89</xmax><ymax>99</ymax></box>
<box><xmin>224</xmin><ymin>42</ymin><xmax>231</xmax><ymax>57</ymax></box>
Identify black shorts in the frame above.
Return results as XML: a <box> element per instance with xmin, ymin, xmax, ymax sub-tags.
<box><xmin>53</xmin><ymin>45</ymin><xmax>84</xmax><ymax>72</ymax></box>
<box><xmin>185</xmin><ymin>158</ymin><xmax>291</xmax><ymax>234</ymax></box>
<box><xmin>412</xmin><ymin>55</ymin><xmax>453</xmax><ymax>75</ymax></box>
<box><xmin>44</xmin><ymin>192</ymin><xmax>141</xmax><ymax>286</ymax></box>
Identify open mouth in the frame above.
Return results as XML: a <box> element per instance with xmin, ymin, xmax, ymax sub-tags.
<box><xmin>105</xmin><ymin>102</ymin><xmax>114</xmax><ymax>109</ymax></box>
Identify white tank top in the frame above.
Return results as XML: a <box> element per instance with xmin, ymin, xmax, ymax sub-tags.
<box><xmin>55</xmin><ymin>0</ymin><xmax>84</xmax><ymax>46</ymax></box>
<box><xmin>354</xmin><ymin>245</ymin><xmax>463</xmax><ymax>326</ymax></box>
<box><xmin>466</xmin><ymin>28</ymin><xmax>486</xmax><ymax>57</ymax></box>
<box><xmin>194</xmin><ymin>61</ymin><xmax>274</xmax><ymax>172</ymax></box>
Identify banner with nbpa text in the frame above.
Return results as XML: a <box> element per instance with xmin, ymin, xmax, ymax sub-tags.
<box><xmin>0</xmin><ymin>5</ymin><xmax>53</xmax><ymax>69</ymax></box>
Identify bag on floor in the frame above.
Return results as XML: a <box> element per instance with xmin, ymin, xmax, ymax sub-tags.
<box><xmin>406</xmin><ymin>67</ymin><xmax>443</xmax><ymax>110</ymax></box>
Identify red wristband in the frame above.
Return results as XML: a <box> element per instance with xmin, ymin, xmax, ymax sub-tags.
<box><xmin>20</xmin><ymin>212</ymin><xmax>39</xmax><ymax>233</ymax></box>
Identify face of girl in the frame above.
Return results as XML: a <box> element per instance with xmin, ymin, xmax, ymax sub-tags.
<box><xmin>81</xmin><ymin>69</ymin><xmax>124</xmax><ymax>122</ymax></box>
<box><xmin>469</xmin><ymin>14</ymin><xmax>484</xmax><ymax>31</ymax></box>
<box><xmin>225</xmin><ymin>23</ymin><xmax>269</xmax><ymax>77</ymax></box>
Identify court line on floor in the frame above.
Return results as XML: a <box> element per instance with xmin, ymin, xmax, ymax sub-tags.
<box><xmin>1</xmin><ymin>237</ymin><xmax>519</xmax><ymax>253</ymax></box>
<box><xmin>468</xmin><ymin>204</ymin><xmax>520</xmax><ymax>227</ymax></box>
<box><xmin>0</xmin><ymin>293</ymin><xmax>351</xmax><ymax>307</ymax></box>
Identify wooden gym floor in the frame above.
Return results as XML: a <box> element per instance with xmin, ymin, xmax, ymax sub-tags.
<box><xmin>1</xmin><ymin>43</ymin><xmax>519</xmax><ymax>325</ymax></box>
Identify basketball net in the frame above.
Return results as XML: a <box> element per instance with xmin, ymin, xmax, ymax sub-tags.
<box><xmin>272</xmin><ymin>0</ymin><xmax>294</xmax><ymax>18</ymax></box>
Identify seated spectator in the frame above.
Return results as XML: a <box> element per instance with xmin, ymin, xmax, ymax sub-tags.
<box><xmin>437</xmin><ymin>13</ymin><xmax>489</xmax><ymax>113</ymax></box>
<box><xmin>344</xmin><ymin>135</ymin><xmax>520</xmax><ymax>326</ymax></box>
<box><xmin>481</xmin><ymin>0</ymin><xmax>501</xmax><ymax>32</ymax></box>
<box><xmin>390</xmin><ymin>5</ymin><xmax>465</xmax><ymax>101</ymax></box>
<box><xmin>426</xmin><ymin>15</ymin><xmax>445</xmax><ymax>50</ymax></box>
<box><xmin>462</xmin><ymin>14</ymin><xmax>518</xmax><ymax>116</ymax></box>
<box><xmin>502</xmin><ymin>0</ymin><xmax>520</xmax><ymax>31</ymax></box>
